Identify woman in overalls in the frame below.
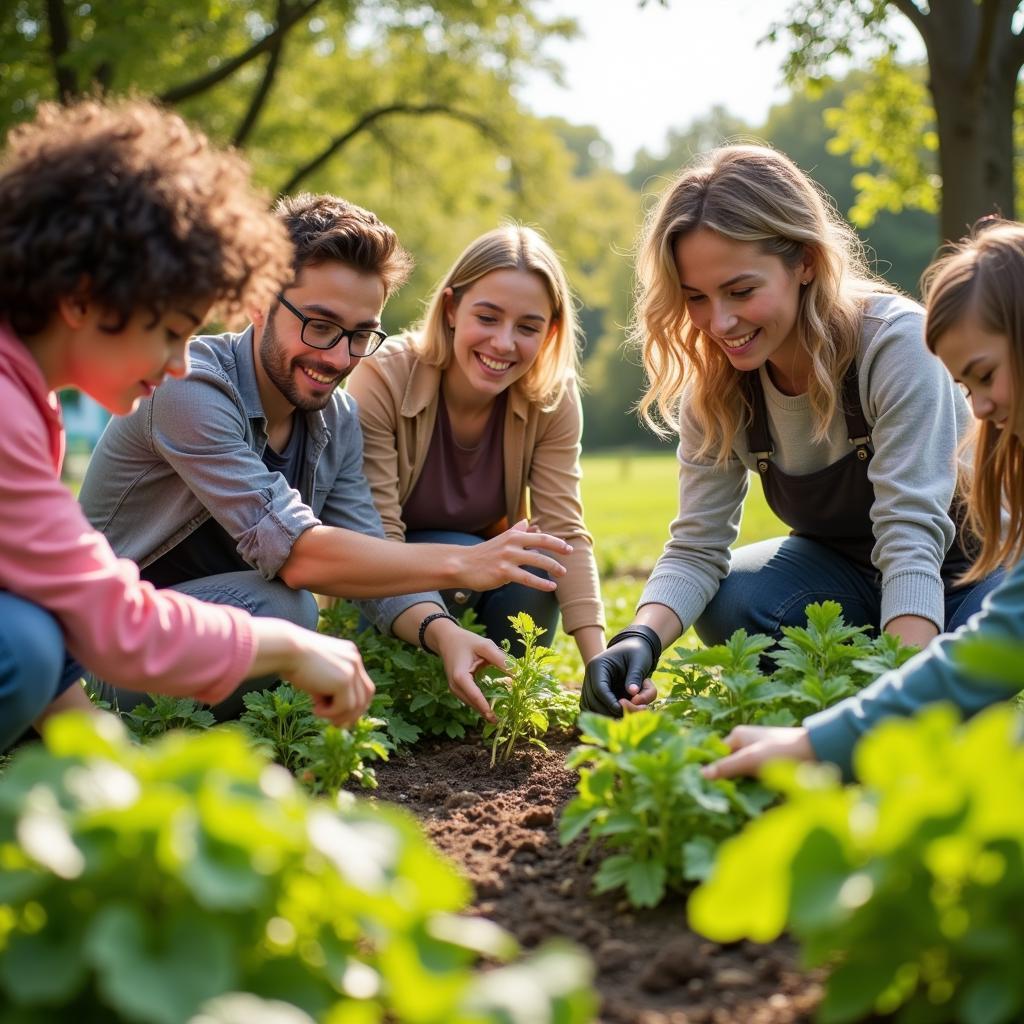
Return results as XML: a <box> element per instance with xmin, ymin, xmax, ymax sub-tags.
<box><xmin>581</xmin><ymin>144</ymin><xmax>1002</xmax><ymax>716</ymax></box>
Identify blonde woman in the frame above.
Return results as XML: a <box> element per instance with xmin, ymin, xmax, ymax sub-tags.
<box><xmin>707</xmin><ymin>219</ymin><xmax>1024</xmax><ymax>780</ymax></box>
<box><xmin>582</xmin><ymin>144</ymin><xmax>1001</xmax><ymax>717</ymax></box>
<box><xmin>348</xmin><ymin>225</ymin><xmax>605</xmax><ymax>716</ymax></box>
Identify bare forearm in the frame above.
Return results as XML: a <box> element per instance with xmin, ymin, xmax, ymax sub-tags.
<box><xmin>391</xmin><ymin>601</ymin><xmax>447</xmax><ymax>648</ymax></box>
<box><xmin>279</xmin><ymin>526</ymin><xmax>463</xmax><ymax>598</ymax></box>
<box><xmin>572</xmin><ymin>624</ymin><xmax>606</xmax><ymax>665</ymax></box>
<box><xmin>278</xmin><ymin>520</ymin><xmax>572</xmax><ymax>599</ymax></box>
<box><xmin>633</xmin><ymin>602</ymin><xmax>685</xmax><ymax>651</ymax></box>
<box><xmin>884</xmin><ymin>614</ymin><xmax>938</xmax><ymax>650</ymax></box>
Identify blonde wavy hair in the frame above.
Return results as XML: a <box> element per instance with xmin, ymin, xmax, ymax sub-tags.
<box><xmin>923</xmin><ymin>220</ymin><xmax>1024</xmax><ymax>582</ymax></box>
<box><xmin>633</xmin><ymin>145</ymin><xmax>889</xmax><ymax>462</ymax></box>
<box><xmin>412</xmin><ymin>224</ymin><xmax>580</xmax><ymax>409</ymax></box>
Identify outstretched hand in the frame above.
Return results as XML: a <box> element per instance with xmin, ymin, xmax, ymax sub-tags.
<box><xmin>701</xmin><ymin>725</ymin><xmax>815</xmax><ymax>780</ymax></box>
<box><xmin>458</xmin><ymin>519</ymin><xmax>572</xmax><ymax>593</ymax></box>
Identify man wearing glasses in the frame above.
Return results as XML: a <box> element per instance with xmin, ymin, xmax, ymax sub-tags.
<box><xmin>80</xmin><ymin>194</ymin><xmax>571</xmax><ymax>721</ymax></box>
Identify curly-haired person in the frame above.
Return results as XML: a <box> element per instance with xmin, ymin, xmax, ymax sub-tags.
<box><xmin>0</xmin><ymin>97</ymin><xmax>375</xmax><ymax>749</ymax></box>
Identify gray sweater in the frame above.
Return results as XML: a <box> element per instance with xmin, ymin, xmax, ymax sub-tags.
<box><xmin>640</xmin><ymin>294</ymin><xmax>972</xmax><ymax>631</ymax></box>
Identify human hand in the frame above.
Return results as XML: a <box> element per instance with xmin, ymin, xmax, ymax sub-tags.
<box><xmin>457</xmin><ymin>519</ymin><xmax>571</xmax><ymax>593</ymax></box>
<box><xmin>580</xmin><ymin>625</ymin><xmax>661</xmax><ymax>718</ymax></box>
<box><xmin>431</xmin><ymin>620</ymin><xmax>507</xmax><ymax>723</ymax></box>
<box><xmin>701</xmin><ymin>726</ymin><xmax>815</xmax><ymax>780</ymax></box>
<box><xmin>273</xmin><ymin>625</ymin><xmax>375</xmax><ymax>728</ymax></box>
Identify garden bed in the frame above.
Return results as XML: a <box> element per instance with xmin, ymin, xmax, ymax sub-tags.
<box><xmin>366</xmin><ymin>730</ymin><xmax>824</xmax><ymax>1024</ymax></box>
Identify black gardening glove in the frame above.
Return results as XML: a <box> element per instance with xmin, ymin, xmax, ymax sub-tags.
<box><xmin>580</xmin><ymin>625</ymin><xmax>662</xmax><ymax>718</ymax></box>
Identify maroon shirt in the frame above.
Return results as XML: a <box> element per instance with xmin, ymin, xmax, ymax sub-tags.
<box><xmin>402</xmin><ymin>391</ymin><xmax>507</xmax><ymax>536</ymax></box>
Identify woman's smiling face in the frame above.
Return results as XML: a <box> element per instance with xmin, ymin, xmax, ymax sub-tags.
<box><xmin>443</xmin><ymin>268</ymin><xmax>555</xmax><ymax>400</ymax></box>
<box><xmin>674</xmin><ymin>227</ymin><xmax>811</xmax><ymax>384</ymax></box>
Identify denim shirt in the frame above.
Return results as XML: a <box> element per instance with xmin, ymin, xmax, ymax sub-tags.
<box><xmin>79</xmin><ymin>327</ymin><xmax>440</xmax><ymax>633</ymax></box>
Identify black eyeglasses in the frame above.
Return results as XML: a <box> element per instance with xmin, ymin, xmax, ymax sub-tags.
<box><xmin>277</xmin><ymin>294</ymin><xmax>387</xmax><ymax>357</ymax></box>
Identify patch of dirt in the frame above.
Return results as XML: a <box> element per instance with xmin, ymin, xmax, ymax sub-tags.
<box><xmin>366</xmin><ymin>733</ymin><xmax>825</xmax><ymax>1024</ymax></box>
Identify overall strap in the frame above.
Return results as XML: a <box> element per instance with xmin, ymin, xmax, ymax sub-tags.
<box><xmin>840</xmin><ymin>360</ymin><xmax>872</xmax><ymax>462</ymax></box>
<box><xmin>742</xmin><ymin>372</ymin><xmax>774</xmax><ymax>474</ymax></box>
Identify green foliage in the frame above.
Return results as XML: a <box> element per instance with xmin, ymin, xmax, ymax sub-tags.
<box><xmin>483</xmin><ymin>613</ymin><xmax>579</xmax><ymax>767</ymax></box>
<box><xmin>559</xmin><ymin>711</ymin><xmax>774</xmax><ymax>907</ymax></box>
<box><xmin>0</xmin><ymin>712</ymin><xmax>597</xmax><ymax>1023</ymax></box>
<box><xmin>955</xmin><ymin>634</ymin><xmax>1024</xmax><ymax>689</ymax></box>
<box><xmin>318</xmin><ymin>603</ymin><xmax>496</xmax><ymax>745</ymax></box>
<box><xmin>240</xmin><ymin>684</ymin><xmax>390</xmax><ymax>795</ymax></box>
<box><xmin>824</xmin><ymin>56</ymin><xmax>939</xmax><ymax>227</ymax></box>
<box><xmin>123</xmin><ymin>694</ymin><xmax>216</xmax><ymax>741</ymax></box>
<box><xmin>659</xmin><ymin>602</ymin><xmax>917</xmax><ymax>732</ymax></box>
<box><xmin>689</xmin><ymin>703</ymin><xmax>1024</xmax><ymax>1024</ymax></box>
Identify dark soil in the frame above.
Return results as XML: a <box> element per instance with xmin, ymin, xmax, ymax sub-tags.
<box><xmin>366</xmin><ymin>732</ymin><xmax>825</xmax><ymax>1024</ymax></box>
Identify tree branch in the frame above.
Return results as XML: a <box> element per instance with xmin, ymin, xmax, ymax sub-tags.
<box><xmin>159</xmin><ymin>0</ymin><xmax>321</xmax><ymax>106</ymax></box>
<box><xmin>277</xmin><ymin>103</ymin><xmax>507</xmax><ymax>195</ymax></box>
<box><xmin>44</xmin><ymin>0</ymin><xmax>77</xmax><ymax>101</ymax></box>
<box><xmin>887</xmin><ymin>0</ymin><xmax>930</xmax><ymax>43</ymax></box>
<box><xmin>232</xmin><ymin>1</ymin><xmax>287</xmax><ymax>147</ymax></box>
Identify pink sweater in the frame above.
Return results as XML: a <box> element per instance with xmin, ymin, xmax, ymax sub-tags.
<box><xmin>0</xmin><ymin>325</ymin><xmax>255</xmax><ymax>703</ymax></box>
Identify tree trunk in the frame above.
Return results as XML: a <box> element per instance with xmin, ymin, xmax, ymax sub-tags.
<box><xmin>928</xmin><ymin>59</ymin><xmax>1017</xmax><ymax>243</ymax></box>
<box><xmin>921</xmin><ymin>0</ymin><xmax>1021</xmax><ymax>244</ymax></box>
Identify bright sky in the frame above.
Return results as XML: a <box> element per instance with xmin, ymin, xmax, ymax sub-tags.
<box><xmin>517</xmin><ymin>0</ymin><xmax>915</xmax><ymax>171</ymax></box>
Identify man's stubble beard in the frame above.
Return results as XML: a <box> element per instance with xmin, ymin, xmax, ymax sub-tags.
<box><xmin>258</xmin><ymin>316</ymin><xmax>349</xmax><ymax>413</ymax></box>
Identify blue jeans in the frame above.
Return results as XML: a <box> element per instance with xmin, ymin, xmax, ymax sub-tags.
<box><xmin>405</xmin><ymin>530</ymin><xmax>561</xmax><ymax>654</ymax></box>
<box><xmin>93</xmin><ymin>570</ymin><xmax>319</xmax><ymax>721</ymax></box>
<box><xmin>0</xmin><ymin>593</ymin><xmax>84</xmax><ymax>750</ymax></box>
<box><xmin>695</xmin><ymin>535</ymin><xmax>1006</xmax><ymax>646</ymax></box>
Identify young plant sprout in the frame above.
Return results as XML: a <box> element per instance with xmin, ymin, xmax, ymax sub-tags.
<box><xmin>484</xmin><ymin>612</ymin><xmax>579</xmax><ymax>767</ymax></box>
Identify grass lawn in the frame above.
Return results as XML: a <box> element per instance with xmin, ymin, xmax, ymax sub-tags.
<box><xmin>548</xmin><ymin>449</ymin><xmax>786</xmax><ymax>684</ymax></box>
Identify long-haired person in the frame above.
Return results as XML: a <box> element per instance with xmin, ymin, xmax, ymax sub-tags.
<box><xmin>348</xmin><ymin>225</ymin><xmax>605</xmax><ymax>717</ymax></box>
<box><xmin>705</xmin><ymin>219</ymin><xmax>1024</xmax><ymax>779</ymax></box>
<box><xmin>582</xmin><ymin>145</ymin><xmax>1000</xmax><ymax>716</ymax></box>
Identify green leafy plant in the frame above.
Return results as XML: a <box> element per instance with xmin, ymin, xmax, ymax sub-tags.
<box><xmin>0</xmin><ymin>712</ymin><xmax>597</xmax><ymax>1024</ymax></box>
<box><xmin>240</xmin><ymin>684</ymin><xmax>322</xmax><ymax>772</ymax></box>
<box><xmin>689</xmin><ymin>702</ymin><xmax>1024</xmax><ymax>1024</ymax></box>
<box><xmin>559</xmin><ymin>711</ymin><xmax>774</xmax><ymax>907</ymax></box>
<box><xmin>660</xmin><ymin>629</ymin><xmax>790</xmax><ymax>732</ymax></box>
<box><xmin>240</xmin><ymin>684</ymin><xmax>390</xmax><ymax>796</ymax></box>
<box><xmin>319</xmin><ymin>602</ymin><xmax>495</xmax><ymax>745</ymax></box>
<box><xmin>482</xmin><ymin>612</ymin><xmax>580</xmax><ymax>767</ymax></box>
<box><xmin>122</xmin><ymin>694</ymin><xmax>216</xmax><ymax>741</ymax></box>
<box><xmin>298</xmin><ymin>717</ymin><xmax>391</xmax><ymax>794</ymax></box>
<box><xmin>658</xmin><ymin>602</ymin><xmax>918</xmax><ymax>729</ymax></box>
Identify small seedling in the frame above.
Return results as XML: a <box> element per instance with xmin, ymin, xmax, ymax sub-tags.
<box><xmin>483</xmin><ymin>612</ymin><xmax>579</xmax><ymax>767</ymax></box>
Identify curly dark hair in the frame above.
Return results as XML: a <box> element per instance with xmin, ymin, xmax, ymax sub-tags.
<box><xmin>273</xmin><ymin>192</ymin><xmax>413</xmax><ymax>299</ymax></box>
<box><xmin>0</xmin><ymin>97</ymin><xmax>293</xmax><ymax>337</ymax></box>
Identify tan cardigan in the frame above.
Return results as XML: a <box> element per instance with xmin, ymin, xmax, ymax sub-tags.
<box><xmin>346</xmin><ymin>338</ymin><xmax>604</xmax><ymax>634</ymax></box>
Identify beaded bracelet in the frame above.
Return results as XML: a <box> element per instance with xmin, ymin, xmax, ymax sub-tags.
<box><xmin>418</xmin><ymin>610</ymin><xmax>459</xmax><ymax>655</ymax></box>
